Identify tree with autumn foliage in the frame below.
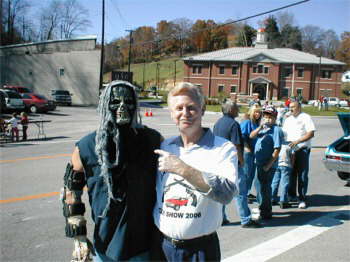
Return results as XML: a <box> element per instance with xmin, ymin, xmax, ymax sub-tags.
<box><xmin>336</xmin><ymin>32</ymin><xmax>350</xmax><ymax>70</ymax></box>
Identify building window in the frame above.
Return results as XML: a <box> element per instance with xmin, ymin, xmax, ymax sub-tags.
<box><xmin>281</xmin><ymin>88</ymin><xmax>289</xmax><ymax>98</ymax></box>
<box><xmin>253</xmin><ymin>64</ymin><xmax>268</xmax><ymax>74</ymax></box>
<box><xmin>284</xmin><ymin>67</ymin><xmax>292</xmax><ymax>77</ymax></box>
<box><xmin>232</xmin><ymin>66</ymin><xmax>238</xmax><ymax>75</ymax></box>
<box><xmin>321</xmin><ymin>70</ymin><xmax>332</xmax><ymax>79</ymax></box>
<box><xmin>59</xmin><ymin>68</ymin><xmax>65</xmax><ymax>76</ymax></box>
<box><xmin>192</xmin><ymin>66</ymin><xmax>202</xmax><ymax>74</ymax></box>
<box><xmin>230</xmin><ymin>85</ymin><xmax>237</xmax><ymax>93</ymax></box>
<box><xmin>297</xmin><ymin>68</ymin><xmax>304</xmax><ymax>78</ymax></box>
<box><xmin>218</xmin><ymin>85</ymin><xmax>224</xmax><ymax>93</ymax></box>
<box><xmin>219</xmin><ymin>66</ymin><xmax>225</xmax><ymax>74</ymax></box>
<box><xmin>296</xmin><ymin>88</ymin><xmax>303</xmax><ymax>96</ymax></box>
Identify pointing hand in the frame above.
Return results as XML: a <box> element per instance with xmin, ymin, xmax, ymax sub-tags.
<box><xmin>154</xmin><ymin>149</ymin><xmax>185</xmax><ymax>174</ymax></box>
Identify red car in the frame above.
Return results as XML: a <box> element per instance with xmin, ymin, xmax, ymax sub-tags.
<box><xmin>21</xmin><ymin>93</ymin><xmax>51</xmax><ymax>113</ymax></box>
<box><xmin>3</xmin><ymin>85</ymin><xmax>33</xmax><ymax>94</ymax></box>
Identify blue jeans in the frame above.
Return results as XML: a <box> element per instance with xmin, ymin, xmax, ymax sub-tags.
<box><xmin>222</xmin><ymin>167</ymin><xmax>251</xmax><ymax>225</ymax></box>
<box><xmin>243</xmin><ymin>151</ymin><xmax>257</xmax><ymax>194</ymax></box>
<box><xmin>289</xmin><ymin>148</ymin><xmax>310</xmax><ymax>201</ymax></box>
<box><xmin>256</xmin><ymin>166</ymin><xmax>274</xmax><ymax>217</ymax></box>
<box><xmin>271</xmin><ymin>166</ymin><xmax>291</xmax><ymax>203</ymax></box>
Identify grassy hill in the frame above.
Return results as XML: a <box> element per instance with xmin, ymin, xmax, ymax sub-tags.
<box><xmin>104</xmin><ymin>56</ymin><xmax>185</xmax><ymax>90</ymax></box>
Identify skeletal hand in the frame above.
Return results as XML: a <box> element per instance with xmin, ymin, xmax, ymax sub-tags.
<box><xmin>71</xmin><ymin>236</ymin><xmax>94</xmax><ymax>262</ymax></box>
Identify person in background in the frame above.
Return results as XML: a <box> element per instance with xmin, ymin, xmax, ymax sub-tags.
<box><xmin>152</xmin><ymin>82</ymin><xmax>238</xmax><ymax>261</ymax></box>
<box><xmin>213</xmin><ymin>100</ymin><xmax>261</xmax><ymax>228</ymax></box>
<box><xmin>20</xmin><ymin>112</ymin><xmax>29</xmax><ymax>141</ymax></box>
<box><xmin>271</xmin><ymin>138</ymin><xmax>295</xmax><ymax>209</ymax></box>
<box><xmin>282</xmin><ymin>100</ymin><xmax>315</xmax><ymax>209</ymax></box>
<box><xmin>61</xmin><ymin>81</ymin><xmax>162</xmax><ymax>261</ymax></box>
<box><xmin>6</xmin><ymin>112</ymin><xmax>19</xmax><ymax>142</ymax></box>
<box><xmin>240</xmin><ymin>104</ymin><xmax>262</xmax><ymax>203</ymax></box>
<box><xmin>250</xmin><ymin>106</ymin><xmax>283</xmax><ymax>220</ymax></box>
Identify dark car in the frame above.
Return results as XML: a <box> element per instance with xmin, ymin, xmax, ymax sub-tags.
<box><xmin>51</xmin><ymin>90</ymin><xmax>72</xmax><ymax>106</ymax></box>
<box><xmin>21</xmin><ymin>93</ymin><xmax>54</xmax><ymax>113</ymax></box>
<box><xmin>323</xmin><ymin>113</ymin><xmax>350</xmax><ymax>183</ymax></box>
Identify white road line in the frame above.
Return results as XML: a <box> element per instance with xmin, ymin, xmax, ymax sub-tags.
<box><xmin>222</xmin><ymin>206</ymin><xmax>349</xmax><ymax>262</ymax></box>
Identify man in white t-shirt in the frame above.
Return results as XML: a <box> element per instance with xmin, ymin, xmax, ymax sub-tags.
<box><xmin>282</xmin><ymin>101</ymin><xmax>315</xmax><ymax>209</ymax></box>
<box><xmin>152</xmin><ymin>82</ymin><xmax>238</xmax><ymax>261</ymax></box>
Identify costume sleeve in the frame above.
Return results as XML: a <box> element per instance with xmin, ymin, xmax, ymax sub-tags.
<box><xmin>201</xmin><ymin>143</ymin><xmax>239</xmax><ymax>204</ymax></box>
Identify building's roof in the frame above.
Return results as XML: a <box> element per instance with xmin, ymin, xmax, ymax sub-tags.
<box><xmin>183</xmin><ymin>47</ymin><xmax>345</xmax><ymax>66</ymax></box>
<box><xmin>0</xmin><ymin>35</ymin><xmax>97</xmax><ymax>49</ymax></box>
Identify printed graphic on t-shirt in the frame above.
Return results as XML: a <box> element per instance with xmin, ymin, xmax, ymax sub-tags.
<box><xmin>159</xmin><ymin>177</ymin><xmax>202</xmax><ymax>219</ymax></box>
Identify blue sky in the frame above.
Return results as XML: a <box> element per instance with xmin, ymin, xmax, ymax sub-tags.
<box><xmin>32</xmin><ymin>0</ymin><xmax>350</xmax><ymax>42</ymax></box>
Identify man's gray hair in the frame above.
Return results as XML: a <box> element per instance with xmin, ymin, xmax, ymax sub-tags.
<box><xmin>221</xmin><ymin>99</ymin><xmax>238</xmax><ymax>114</ymax></box>
<box><xmin>168</xmin><ymin>82</ymin><xmax>205</xmax><ymax>109</ymax></box>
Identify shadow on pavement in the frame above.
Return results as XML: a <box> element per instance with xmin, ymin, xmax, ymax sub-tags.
<box><xmin>0</xmin><ymin>136</ymin><xmax>70</xmax><ymax>147</ymax></box>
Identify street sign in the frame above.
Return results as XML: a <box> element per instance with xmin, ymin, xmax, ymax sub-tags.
<box><xmin>111</xmin><ymin>71</ymin><xmax>133</xmax><ymax>82</ymax></box>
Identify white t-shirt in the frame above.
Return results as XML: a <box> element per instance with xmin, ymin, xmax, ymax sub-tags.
<box><xmin>6</xmin><ymin>117</ymin><xmax>19</xmax><ymax>128</ymax></box>
<box><xmin>153</xmin><ymin>131</ymin><xmax>238</xmax><ymax>240</ymax></box>
<box><xmin>282</xmin><ymin>112</ymin><xmax>316</xmax><ymax>149</ymax></box>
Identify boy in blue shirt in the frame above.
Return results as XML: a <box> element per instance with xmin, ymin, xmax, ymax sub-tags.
<box><xmin>271</xmin><ymin>140</ymin><xmax>295</xmax><ymax>209</ymax></box>
<box><xmin>250</xmin><ymin>106</ymin><xmax>284</xmax><ymax>219</ymax></box>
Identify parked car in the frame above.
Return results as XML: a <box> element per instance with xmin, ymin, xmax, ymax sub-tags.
<box><xmin>327</xmin><ymin>97</ymin><xmax>341</xmax><ymax>107</ymax></box>
<box><xmin>0</xmin><ymin>89</ymin><xmax>26</xmax><ymax>112</ymax></box>
<box><xmin>51</xmin><ymin>90</ymin><xmax>72</xmax><ymax>106</ymax></box>
<box><xmin>0</xmin><ymin>91</ymin><xmax>6</xmax><ymax>113</ymax></box>
<box><xmin>323</xmin><ymin>112</ymin><xmax>350</xmax><ymax>182</ymax></box>
<box><xmin>3</xmin><ymin>85</ymin><xmax>32</xmax><ymax>94</ymax></box>
<box><xmin>20</xmin><ymin>93</ymin><xmax>54</xmax><ymax>113</ymax></box>
<box><xmin>339</xmin><ymin>99</ymin><xmax>350</xmax><ymax>107</ymax></box>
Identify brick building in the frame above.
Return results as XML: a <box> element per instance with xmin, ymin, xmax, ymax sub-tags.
<box><xmin>183</xmin><ymin>29</ymin><xmax>345</xmax><ymax>101</ymax></box>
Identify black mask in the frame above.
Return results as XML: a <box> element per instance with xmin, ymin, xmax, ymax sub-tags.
<box><xmin>109</xmin><ymin>85</ymin><xmax>136</xmax><ymax>126</ymax></box>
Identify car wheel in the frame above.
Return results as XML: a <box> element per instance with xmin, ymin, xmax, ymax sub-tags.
<box><xmin>337</xmin><ymin>171</ymin><xmax>350</xmax><ymax>180</ymax></box>
<box><xmin>29</xmin><ymin>105</ymin><xmax>37</xmax><ymax>113</ymax></box>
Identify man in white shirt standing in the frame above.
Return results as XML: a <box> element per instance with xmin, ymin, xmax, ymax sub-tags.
<box><xmin>282</xmin><ymin>101</ymin><xmax>315</xmax><ymax>209</ymax></box>
<box><xmin>152</xmin><ymin>82</ymin><xmax>238</xmax><ymax>261</ymax></box>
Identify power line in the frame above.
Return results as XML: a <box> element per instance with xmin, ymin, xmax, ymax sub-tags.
<box><xmin>113</xmin><ymin>0</ymin><xmax>310</xmax><ymax>49</ymax></box>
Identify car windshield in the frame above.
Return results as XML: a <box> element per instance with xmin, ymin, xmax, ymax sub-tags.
<box><xmin>54</xmin><ymin>90</ymin><xmax>70</xmax><ymax>95</ymax></box>
<box><xmin>34</xmin><ymin>94</ymin><xmax>48</xmax><ymax>100</ymax></box>
<box><xmin>6</xmin><ymin>91</ymin><xmax>22</xmax><ymax>99</ymax></box>
<box><xmin>19</xmin><ymin>87</ymin><xmax>32</xmax><ymax>93</ymax></box>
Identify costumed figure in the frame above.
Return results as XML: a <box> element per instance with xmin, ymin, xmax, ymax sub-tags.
<box><xmin>61</xmin><ymin>81</ymin><xmax>161</xmax><ymax>261</ymax></box>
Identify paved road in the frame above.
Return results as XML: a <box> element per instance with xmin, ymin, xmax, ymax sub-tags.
<box><xmin>0</xmin><ymin>106</ymin><xmax>349</xmax><ymax>262</ymax></box>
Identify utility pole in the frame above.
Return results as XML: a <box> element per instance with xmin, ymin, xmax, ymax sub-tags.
<box><xmin>174</xmin><ymin>60</ymin><xmax>178</xmax><ymax>86</ymax></box>
<box><xmin>156</xmin><ymin>63</ymin><xmax>160</xmax><ymax>98</ymax></box>
<box><xmin>126</xmin><ymin>29</ymin><xmax>134</xmax><ymax>76</ymax></box>
<box><xmin>142</xmin><ymin>57</ymin><xmax>146</xmax><ymax>91</ymax></box>
<box><xmin>98</xmin><ymin>0</ymin><xmax>105</xmax><ymax>95</ymax></box>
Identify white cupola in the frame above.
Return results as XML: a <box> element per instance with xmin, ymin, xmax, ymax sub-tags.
<box><xmin>255</xmin><ymin>28</ymin><xmax>268</xmax><ymax>49</ymax></box>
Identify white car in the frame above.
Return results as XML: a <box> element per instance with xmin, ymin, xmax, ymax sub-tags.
<box><xmin>328</xmin><ymin>97</ymin><xmax>341</xmax><ymax>107</ymax></box>
<box><xmin>0</xmin><ymin>89</ymin><xmax>25</xmax><ymax>112</ymax></box>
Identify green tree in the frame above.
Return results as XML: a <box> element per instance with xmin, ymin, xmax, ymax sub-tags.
<box><xmin>235</xmin><ymin>24</ymin><xmax>256</xmax><ymax>47</ymax></box>
<box><xmin>264</xmin><ymin>15</ymin><xmax>281</xmax><ymax>48</ymax></box>
<box><xmin>280</xmin><ymin>24</ymin><xmax>302</xmax><ymax>50</ymax></box>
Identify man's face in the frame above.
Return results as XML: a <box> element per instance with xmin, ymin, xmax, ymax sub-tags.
<box><xmin>109</xmin><ymin>85</ymin><xmax>136</xmax><ymax>126</ymax></box>
<box><xmin>289</xmin><ymin>102</ymin><xmax>301</xmax><ymax>116</ymax></box>
<box><xmin>169</xmin><ymin>94</ymin><xmax>203</xmax><ymax>134</ymax></box>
